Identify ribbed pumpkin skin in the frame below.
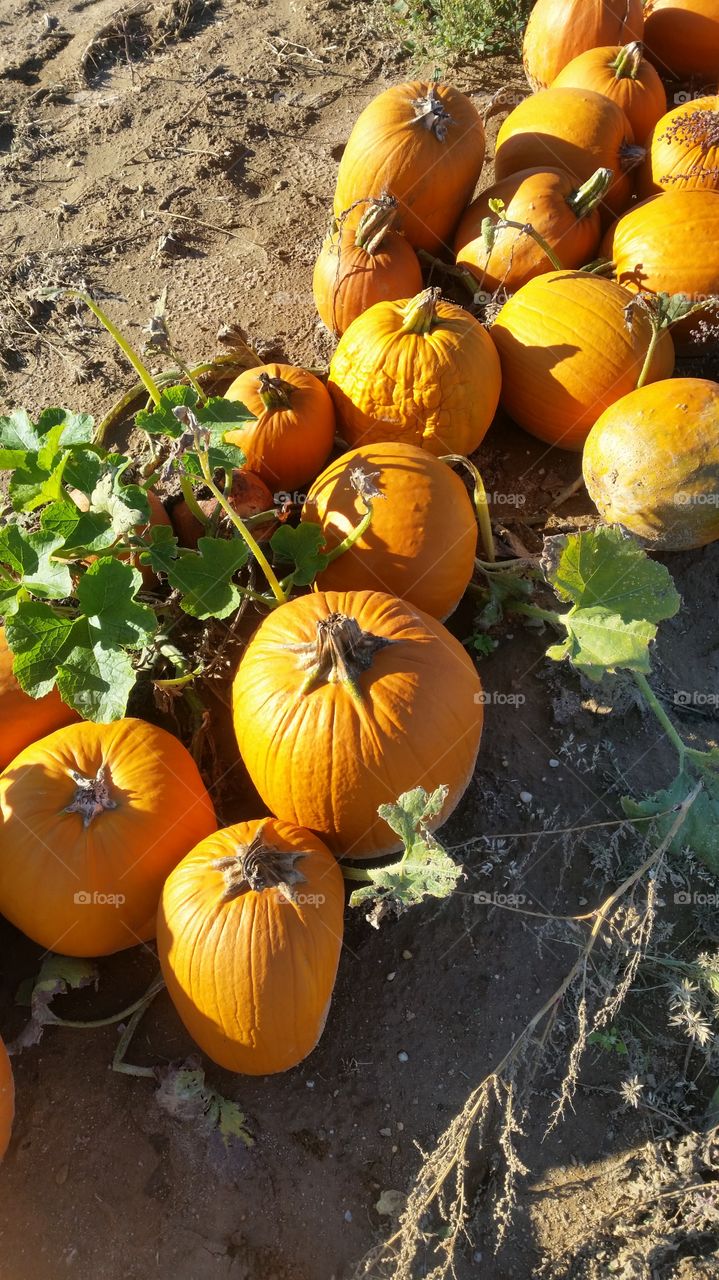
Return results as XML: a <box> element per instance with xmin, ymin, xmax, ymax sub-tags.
<box><xmin>0</xmin><ymin>719</ymin><xmax>216</xmax><ymax>957</ymax></box>
<box><xmin>313</xmin><ymin>223</ymin><xmax>422</xmax><ymax>336</ymax></box>
<box><xmin>638</xmin><ymin>97</ymin><xmax>719</xmax><ymax>196</ymax></box>
<box><xmin>523</xmin><ymin>0</ymin><xmax>644</xmax><ymax>90</ymax></box>
<box><xmin>644</xmin><ymin>0</ymin><xmax>719</xmax><ymax>80</ymax></box>
<box><xmin>333</xmin><ymin>82</ymin><xmax>486</xmax><ymax>252</ymax></box>
<box><xmin>490</xmin><ymin>271</ymin><xmax>675</xmax><ymax>450</ymax></box>
<box><xmin>328</xmin><ymin>296</ymin><xmax>501</xmax><ymax>457</ymax></box>
<box><xmin>552</xmin><ymin>45</ymin><xmax>667</xmax><ymax>143</ymax></box>
<box><xmin>0</xmin><ymin>1036</ymin><xmax>13</xmax><ymax>1161</ymax></box>
<box><xmin>224</xmin><ymin>363</ymin><xmax>335</xmax><ymax>495</ymax></box>
<box><xmin>157</xmin><ymin>819</ymin><xmax>345</xmax><ymax>1076</ymax></box>
<box><xmin>0</xmin><ymin>627</ymin><xmax>77</xmax><ymax>771</ymax></box>
<box><xmin>232</xmin><ymin>590</ymin><xmax>483</xmax><ymax>858</ymax></box>
<box><xmin>455</xmin><ymin>168</ymin><xmax>603</xmax><ymax>294</ymax></box>
<box><xmin>301</xmin><ymin>443</ymin><xmax>478</xmax><ymax>620</ymax></box>
<box><xmin>602</xmin><ymin>190</ymin><xmax>719</xmax><ymax>345</ymax></box>
<box><xmin>583</xmin><ymin>378</ymin><xmax>719</xmax><ymax>549</ymax></box>
<box><xmin>495</xmin><ymin>89</ymin><xmax>637</xmax><ymax>220</ymax></box>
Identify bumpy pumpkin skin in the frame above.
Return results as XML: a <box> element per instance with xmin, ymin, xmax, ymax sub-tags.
<box><xmin>490</xmin><ymin>271</ymin><xmax>675</xmax><ymax>450</ymax></box>
<box><xmin>523</xmin><ymin>0</ymin><xmax>644</xmax><ymax>89</ymax></box>
<box><xmin>0</xmin><ymin>627</ymin><xmax>77</xmax><ymax>772</ymax></box>
<box><xmin>313</xmin><ymin>201</ymin><xmax>423</xmax><ymax>336</ymax></box>
<box><xmin>224</xmin><ymin>363</ymin><xmax>335</xmax><ymax>496</ymax></box>
<box><xmin>328</xmin><ymin>290</ymin><xmax>502</xmax><ymax>457</ymax></box>
<box><xmin>232</xmin><ymin>590</ymin><xmax>483</xmax><ymax>858</ymax></box>
<box><xmin>455</xmin><ymin>168</ymin><xmax>604</xmax><ymax>295</ymax></box>
<box><xmin>638</xmin><ymin>97</ymin><xmax>719</xmax><ymax>197</ymax></box>
<box><xmin>0</xmin><ymin>1036</ymin><xmax>14</xmax><ymax>1161</ymax></box>
<box><xmin>551</xmin><ymin>44</ymin><xmax>667</xmax><ymax>143</ymax></box>
<box><xmin>0</xmin><ymin>718</ymin><xmax>216</xmax><ymax>957</ymax></box>
<box><xmin>302</xmin><ymin>443</ymin><xmax>478</xmax><ymax>620</ymax></box>
<box><xmin>583</xmin><ymin>378</ymin><xmax>719</xmax><ymax>550</ymax></box>
<box><xmin>333</xmin><ymin>82</ymin><xmax>486</xmax><ymax>253</ymax></box>
<box><xmin>644</xmin><ymin>0</ymin><xmax>719</xmax><ymax>81</ymax></box>
<box><xmin>495</xmin><ymin>89</ymin><xmax>639</xmax><ymax>220</ymax></box>
<box><xmin>157</xmin><ymin>819</ymin><xmax>345</xmax><ymax>1076</ymax></box>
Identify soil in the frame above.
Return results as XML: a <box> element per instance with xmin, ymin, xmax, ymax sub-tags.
<box><xmin>1</xmin><ymin>3</ymin><xmax>719</xmax><ymax>1280</ymax></box>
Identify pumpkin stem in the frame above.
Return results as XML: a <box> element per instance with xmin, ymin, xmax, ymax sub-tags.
<box><xmin>565</xmin><ymin>167</ymin><xmax>613</xmax><ymax>219</ymax></box>
<box><xmin>288</xmin><ymin>612</ymin><xmax>395</xmax><ymax>701</ymax></box>
<box><xmin>213</xmin><ymin>828</ymin><xmax>308</xmax><ymax>903</ymax></box>
<box><xmin>354</xmin><ymin>196</ymin><xmax>399</xmax><ymax>255</ymax></box>
<box><xmin>257</xmin><ymin>372</ymin><xmax>295</xmax><ymax>411</ymax></box>
<box><xmin>401</xmin><ymin>287</ymin><xmax>442</xmax><ymax>335</ymax></box>
<box><xmin>610</xmin><ymin>41</ymin><xmax>644</xmax><ymax>80</ymax></box>
<box><xmin>411</xmin><ymin>86</ymin><xmax>455</xmax><ymax>141</ymax></box>
<box><xmin>64</xmin><ymin>765</ymin><xmax>118</xmax><ymax>828</ymax></box>
<box><xmin>620</xmin><ymin>142</ymin><xmax>646</xmax><ymax>171</ymax></box>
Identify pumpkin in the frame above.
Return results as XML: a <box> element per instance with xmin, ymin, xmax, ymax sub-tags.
<box><xmin>552</xmin><ymin>42</ymin><xmax>667</xmax><ymax>143</ymax></box>
<box><xmin>328</xmin><ymin>288</ymin><xmax>502</xmax><ymax>457</ymax></box>
<box><xmin>0</xmin><ymin>626</ymin><xmax>77</xmax><ymax>771</ymax></box>
<box><xmin>602</xmin><ymin>189</ymin><xmax>719</xmax><ymax>345</ymax></box>
<box><xmin>232</xmin><ymin>590</ymin><xmax>483</xmax><ymax>858</ymax></box>
<box><xmin>494</xmin><ymin>88</ymin><xmax>642</xmax><ymax>220</ymax></box>
<box><xmin>638</xmin><ymin>96</ymin><xmax>719</xmax><ymax>196</ymax></box>
<box><xmin>313</xmin><ymin>196</ymin><xmax>423</xmax><ymax>336</ymax></box>
<box><xmin>523</xmin><ymin>0</ymin><xmax>644</xmax><ymax>90</ymax></box>
<box><xmin>643</xmin><ymin>0</ymin><xmax>719</xmax><ymax>81</ymax></box>
<box><xmin>333</xmin><ymin>81</ymin><xmax>485</xmax><ymax>253</ymax></box>
<box><xmin>157</xmin><ymin>818</ymin><xmax>345</xmax><ymax>1075</ymax></box>
<box><xmin>171</xmin><ymin>470</ymin><xmax>275</xmax><ymax>550</ymax></box>
<box><xmin>301</xmin><ymin>443</ymin><xmax>477</xmax><ymax>620</ymax></box>
<box><xmin>490</xmin><ymin>270</ymin><xmax>675</xmax><ymax>450</ymax></box>
<box><xmin>224</xmin><ymin>363</ymin><xmax>335</xmax><ymax>495</ymax></box>
<box><xmin>0</xmin><ymin>1036</ymin><xmax>13</xmax><ymax>1161</ymax></box>
<box><xmin>69</xmin><ymin>487</ymin><xmax>172</xmax><ymax>590</ymax></box>
<box><xmin>455</xmin><ymin>167</ymin><xmax>610</xmax><ymax>296</ymax></box>
<box><xmin>0</xmin><ymin>718</ymin><xmax>216</xmax><ymax>957</ymax></box>
<box><xmin>583</xmin><ymin>378</ymin><xmax>719</xmax><ymax>549</ymax></box>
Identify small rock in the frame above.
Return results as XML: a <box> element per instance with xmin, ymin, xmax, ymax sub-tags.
<box><xmin>386</xmin><ymin>971</ymin><xmax>396</xmax><ymax>982</ymax></box>
<box><xmin>306</xmin><ymin>1079</ymin><xmax>315</xmax><ymax>1089</ymax></box>
<box><xmin>519</xmin><ymin>791</ymin><xmax>533</xmax><ymax>804</ymax></box>
<box><xmin>402</xmin><ymin>950</ymin><xmax>412</xmax><ymax>960</ymax></box>
<box><xmin>379</xmin><ymin>1127</ymin><xmax>392</xmax><ymax>1137</ymax></box>
<box><xmin>549</xmin><ymin>758</ymin><xmax>560</xmax><ymax>768</ymax></box>
<box><xmin>344</xmin><ymin>1209</ymin><xmax>352</xmax><ymax>1223</ymax></box>
<box><xmin>397</xmin><ymin>1051</ymin><xmax>409</xmax><ymax>1063</ymax></box>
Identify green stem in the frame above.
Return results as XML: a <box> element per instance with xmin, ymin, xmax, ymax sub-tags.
<box><xmin>511</xmin><ymin>602</ymin><xmax>563</xmax><ymax>626</ymax></box>
<box><xmin>322</xmin><ymin>504</ymin><xmax>374</xmax><ymax>565</ymax></box>
<box><xmin>636</xmin><ymin>323</ymin><xmax>661</xmax><ymax>390</ymax></box>
<box><xmin>497</xmin><ymin>218</ymin><xmax>564</xmax><ymax>271</ymax></box>
<box><xmin>565</xmin><ymin>168</ymin><xmax>613</xmax><ymax>220</ymax></box>
<box><xmin>438</xmin><ymin>454</ymin><xmax>494</xmax><ymax>563</ymax></box>
<box><xmin>45</xmin><ymin>288</ymin><xmax>162</xmax><ymax>415</ymax></box>
<box><xmin>53</xmin><ymin>974</ymin><xmax>165</xmax><ymax>1030</ymax></box>
<box><xmin>633</xmin><ymin>672</ymin><xmax>687</xmax><ymax>766</ymax></box>
<box><xmin>112</xmin><ymin>995</ymin><xmax>160</xmax><ymax>1078</ymax></box>
<box><xmin>340</xmin><ymin>864</ymin><xmax>373</xmax><ymax>882</ymax></box>
<box><xmin>610</xmin><ymin>41</ymin><xmax>643</xmax><ymax>80</ymax></box>
<box><xmin>179</xmin><ymin>475</ymin><xmax>210</xmax><ymax>530</ymax></box>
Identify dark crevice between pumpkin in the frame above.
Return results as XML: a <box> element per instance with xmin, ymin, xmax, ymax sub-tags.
<box><xmin>257</xmin><ymin>371</ymin><xmax>295</xmax><ymax>411</ymax></box>
<box><xmin>287</xmin><ymin>612</ymin><xmax>396</xmax><ymax>701</ymax></box>
<box><xmin>64</xmin><ymin>764</ymin><xmax>118</xmax><ymax>827</ymax></box>
<box><xmin>213</xmin><ymin>828</ymin><xmax>308</xmax><ymax>903</ymax></box>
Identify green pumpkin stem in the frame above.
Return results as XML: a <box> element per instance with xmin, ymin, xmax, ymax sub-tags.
<box><xmin>64</xmin><ymin>765</ymin><xmax>118</xmax><ymax>828</ymax></box>
<box><xmin>610</xmin><ymin>41</ymin><xmax>644</xmax><ymax>80</ymax></box>
<box><xmin>257</xmin><ymin>371</ymin><xmax>295</xmax><ymax>411</ymax></box>
<box><xmin>214</xmin><ymin>828</ymin><xmax>307</xmax><ymax>902</ymax></box>
<box><xmin>354</xmin><ymin>196</ymin><xmax>399</xmax><ymax>255</ymax></box>
<box><xmin>566</xmin><ymin>167</ymin><xmax>613</xmax><ymax>219</ymax></box>
<box><xmin>401</xmin><ymin>287</ymin><xmax>442</xmax><ymax>335</ymax></box>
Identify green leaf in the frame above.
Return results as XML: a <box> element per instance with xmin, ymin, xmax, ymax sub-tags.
<box><xmin>4</xmin><ymin>602</ymin><xmax>76</xmax><ymax>697</ymax></box>
<box><xmin>89</xmin><ymin>473</ymin><xmax>150</xmax><ymax>537</ymax></box>
<box><xmin>547</xmin><ymin>607</ymin><xmax>658</xmax><ymax>681</ymax></box>
<box><xmin>135</xmin><ymin>385</ymin><xmax>198</xmax><ymax>436</ymax></box>
<box><xmin>55</xmin><ymin>619</ymin><xmax>138</xmax><ymax>721</ymax></box>
<box><xmin>271</xmin><ymin>522</ymin><xmax>329</xmax><ymax>586</ymax></box>
<box><xmin>622</xmin><ymin>755</ymin><xmax>719</xmax><ymax>878</ymax></box>
<box><xmin>9</xmin><ymin>451</ymin><xmax>69</xmax><ymax>512</ymax></box>
<box><xmin>9</xmin><ymin>954</ymin><xmax>99</xmax><ymax>1053</ymax></box>
<box><xmin>139</xmin><ymin>524</ymin><xmax>179</xmax><ymax>575</ymax></box>
<box><xmin>543</xmin><ymin>527</ymin><xmax>681</xmax><ymax>624</ymax></box>
<box><xmin>0</xmin><ymin>526</ymin><xmax>74</xmax><ymax>599</ymax></box>
<box><xmin>63</xmin><ymin>448</ymin><xmax>105</xmax><ymax>497</ymax></box>
<box><xmin>76</xmin><ymin>558</ymin><xmax>156</xmax><ymax>647</ymax></box>
<box><xmin>196</xmin><ymin>396</ymin><xmax>255</xmax><ymax>431</ymax></box>
<box><xmin>36</xmin><ymin>408</ymin><xmax>94</xmax><ymax>446</ymax></box>
<box><xmin>41</xmin><ymin>500</ymin><xmax>116</xmax><ymax>555</ymax></box>
<box><xmin>167</xmin><ymin>537</ymin><xmax>249</xmax><ymax>619</ymax></box>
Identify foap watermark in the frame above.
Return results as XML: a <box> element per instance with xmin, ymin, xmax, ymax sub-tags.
<box><xmin>273</xmin><ymin>490</ymin><xmax>318</xmax><ymax>507</ymax></box>
<box><xmin>673</xmin><ymin>491</ymin><xmax>719</xmax><ymax>507</ymax></box>
<box><xmin>674</xmin><ymin>890</ymin><xmax>719</xmax><ymax>906</ymax></box>
<box><xmin>278</xmin><ymin>892</ymin><xmax>326</xmax><ymax>907</ymax></box>
<box><xmin>474</xmin><ymin>691</ymin><xmax>526</xmax><ymax>706</ymax></box>
<box><xmin>474</xmin><ymin>891</ymin><xmax>527</xmax><ymax>907</ymax></box>
<box><xmin>74</xmin><ymin>890</ymin><xmax>126</xmax><ymax>907</ymax></box>
<box><xmin>489</xmin><ymin>491</ymin><xmax>526</xmax><ymax>508</ymax></box>
<box><xmin>674</xmin><ymin>690</ymin><xmax>719</xmax><ymax>708</ymax></box>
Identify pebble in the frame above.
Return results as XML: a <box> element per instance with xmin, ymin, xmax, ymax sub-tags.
<box><xmin>306</xmin><ymin>1080</ymin><xmax>315</xmax><ymax>1089</ymax></box>
<box><xmin>519</xmin><ymin>791</ymin><xmax>533</xmax><ymax>804</ymax></box>
<box><xmin>386</xmin><ymin>971</ymin><xmax>396</xmax><ymax>982</ymax></box>
<box><xmin>344</xmin><ymin>1210</ymin><xmax>353</xmax><ymax>1223</ymax></box>
<box><xmin>402</xmin><ymin>950</ymin><xmax>412</xmax><ymax>960</ymax></box>
<box><xmin>397</xmin><ymin>1051</ymin><xmax>409</xmax><ymax>1063</ymax></box>
<box><xmin>549</xmin><ymin>758</ymin><xmax>560</xmax><ymax>768</ymax></box>
<box><xmin>379</xmin><ymin>1127</ymin><xmax>392</xmax><ymax>1137</ymax></box>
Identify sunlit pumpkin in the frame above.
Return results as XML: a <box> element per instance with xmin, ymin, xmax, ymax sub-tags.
<box><xmin>490</xmin><ymin>270</ymin><xmax>675</xmax><ymax>450</ymax></box>
<box><xmin>302</xmin><ymin>443</ymin><xmax>478</xmax><ymax>620</ymax></box>
<box><xmin>583</xmin><ymin>378</ymin><xmax>719</xmax><ymax>549</ymax></box>
<box><xmin>523</xmin><ymin>0</ymin><xmax>644</xmax><ymax>90</ymax></box>
<box><xmin>552</xmin><ymin>42</ymin><xmax>667</xmax><ymax>143</ymax></box>
<box><xmin>455</xmin><ymin>167</ymin><xmax>610</xmax><ymax>295</ymax></box>
<box><xmin>224</xmin><ymin>363</ymin><xmax>335</xmax><ymax>495</ymax></box>
<box><xmin>0</xmin><ymin>626</ymin><xmax>77</xmax><ymax>771</ymax></box>
<box><xmin>643</xmin><ymin>0</ymin><xmax>719</xmax><ymax>81</ymax></box>
<box><xmin>638</xmin><ymin>96</ymin><xmax>719</xmax><ymax>196</ymax></box>
<box><xmin>232</xmin><ymin>590</ymin><xmax>483</xmax><ymax>858</ymax></box>
<box><xmin>333</xmin><ymin>81</ymin><xmax>486</xmax><ymax>252</ymax></box>
<box><xmin>0</xmin><ymin>718</ymin><xmax>216</xmax><ymax>956</ymax></box>
<box><xmin>328</xmin><ymin>288</ymin><xmax>502</xmax><ymax>457</ymax></box>
<box><xmin>0</xmin><ymin>1036</ymin><xmax>13</xmax><ymax>1161</ymax></box>
<box><xmin>157</xmin><ymin>818</ymin><xmax>345</xmax><ymax>1075</ymax></box>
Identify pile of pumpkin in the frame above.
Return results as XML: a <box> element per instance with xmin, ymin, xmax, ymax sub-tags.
<box><xmin>3</xmin><ymin>0</ymin><xmax>719</xmax><ymax>1163</ymax></box>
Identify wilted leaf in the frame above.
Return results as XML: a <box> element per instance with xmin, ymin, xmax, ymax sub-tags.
<box><xmin>10</xmin><ymin>954</ymin><xmax>98</xmax><ymax>1052</ymax></box>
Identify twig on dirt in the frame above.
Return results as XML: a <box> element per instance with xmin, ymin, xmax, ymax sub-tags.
<box><xmin>152</xmin><ymin>208</ymin><xmax>247</xmax><ymax>241</ymax></box>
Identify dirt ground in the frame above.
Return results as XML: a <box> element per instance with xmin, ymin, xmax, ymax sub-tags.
<box><xmin>1</xmin><ymin>2</ymin><xmax>719</xmax><ymax>1278</ymax></box>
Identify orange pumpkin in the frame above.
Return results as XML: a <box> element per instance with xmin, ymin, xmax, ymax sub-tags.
<box><xmin>313</xmin><ymin>197</ymin><xmax>423</xmax><ymax>336</ymax></box>
<box><xmin>0</xmin><ymin>718</ymin><xmax>216</xmax><ymax>957</ymax></box>
<box><xmin>490</xmin><ymin>270</ymin><xmax>675</xmax><ymax>450</ymax></box>
<box><xmin>301</xmin><ymin>443</ymin><xmax>478</xmax><ymax>620</ymax></box>
<box><xmin>171</xmin><ymin>470</ymin><xmax>275</xmax><ymax>550</ymax></box>
<box><xmin>638</xmin><ymin>96</ymin><xmax>719</xmax><ymax>196</ymax></box>
<box><xmin>602</xmin><ymin>190</ymin><xmax>719</xmax><ymax>345</ymax></box>
<box><xmin>224</xmin><ymin>363</ymin><xmax>335</xmax><ymax>496</ymax></box>
<box><xmin>232</xmin><ymin>590</ymin><xmax>483</xmax><ymax>858</ymax></box>
<box><xmin>552</xmin><ymin>43</ymin><xmax>667</xmax><ymax>143</ymax></box>
<box><xmin>523</xmin><ymin>0</ymin><xmax>644</xmax><ymax>90</ymax></box>
<box><xmin>0</xmin><ymin>1036</ymin><xmax>13</xmax><ymax>1161</ymax></box>
<box><xmin>495</xmin><ymin>88</ymin><xmax>642</xmax><ymax>220</ymax></box>
<box><xmin>333</xmin><ymin>81</ymin><xmax>485</xmax><ymax>252</ymax></box>
<box><xmin>583</xmin><ymin>377</ymin><xmax>719</xmax><ymax>549</ymax></box>
<box><xmin>0</xmin><ymin>626</ymin><xmax>77</xmax><ymax>771</ymax></box>
<box><xmin>643</xmin><ymin>0</ymin><xmax>719</xmax><ymax>81</ymax></box>
<box><xmin>455</xmin><ymin>167</ymin><xmax>610</xmax><ymax>295</ymax></box>
<box><xmin>157</xmin><ymin>818</ymin><xmax>345</xmax><ymax>1075</ymax></box>
<box><xmin>328</xmin><ymin>288</ymin><xmax>502</xmax><ymax>457</ymax></box>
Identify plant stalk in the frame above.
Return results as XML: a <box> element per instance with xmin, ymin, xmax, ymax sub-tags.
<box><xmin>438</xmin><ymin>454</ymin><xmax>495</xmax><ymax>563</ymax></box>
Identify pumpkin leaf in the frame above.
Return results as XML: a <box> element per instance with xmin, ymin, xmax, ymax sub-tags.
<box><xmin>55</xmin><ymin>623</ymin><xmax>139</xmax><ymax>722</ymax></box>
<box><xmin>40</xmin><ymin>499</ymin><xmax>117</xmax><ymax>555</ymax></box>
<box><xmin>138</xmin><ymin>524</ymin><xmax>180</xmax><ymax>575</ymax></box>
<box><xmin>166</xmin><ymin>537</ymin><xmax>250</xmax><ymax>619</ymax></box>
<box><xmin>88</xmin><ymin>473</ymin><xmax>150</xmax><ymax>537</ymax></box>
<box><xmin>155</xmin><ymin>1057</ymin><xmax>255</xmax><ymax>1163</ymax></box>
<box><xmin>9</xmin><ymin>954</ymin><xmax>99</xmax><ymax>1053</ymax></box>
<box><xmin>622</xmin><ymin>754</ymin><xmax>719</xmax><ymax>878</ymax></box>
<box><xmin>76</xmin><ymin>558</ymin><xmax>156</xmax><ymax>648</ymax></box>
<box><xmin>135</xmin><ymin>384</ymin><xmax>198</xmax><ymax>437</ymax></box>
<box><xmin>271</xmin><ymin>522</ymin><xmax>330</xmax><ymax>587</ymax></box>
<box><xmin>4</xmin><ymin>602</ymin><xmax>77</xmax><ymax>697</ymax></box>
<box><xmin>546</xmin><ymin>607</ymin><xmax>659</xmax><ymax>681</ymax></box>
<box><xmin>0</xmin><ymin>526</ymin><xmax>74</xmax><ymax>600</ymax></box>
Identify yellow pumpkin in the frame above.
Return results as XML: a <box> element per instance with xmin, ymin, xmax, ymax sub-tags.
<box><xmin>638</xmin><ymin>96</ymin><xmax>719</xmax><ymax>197</ymax></box>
